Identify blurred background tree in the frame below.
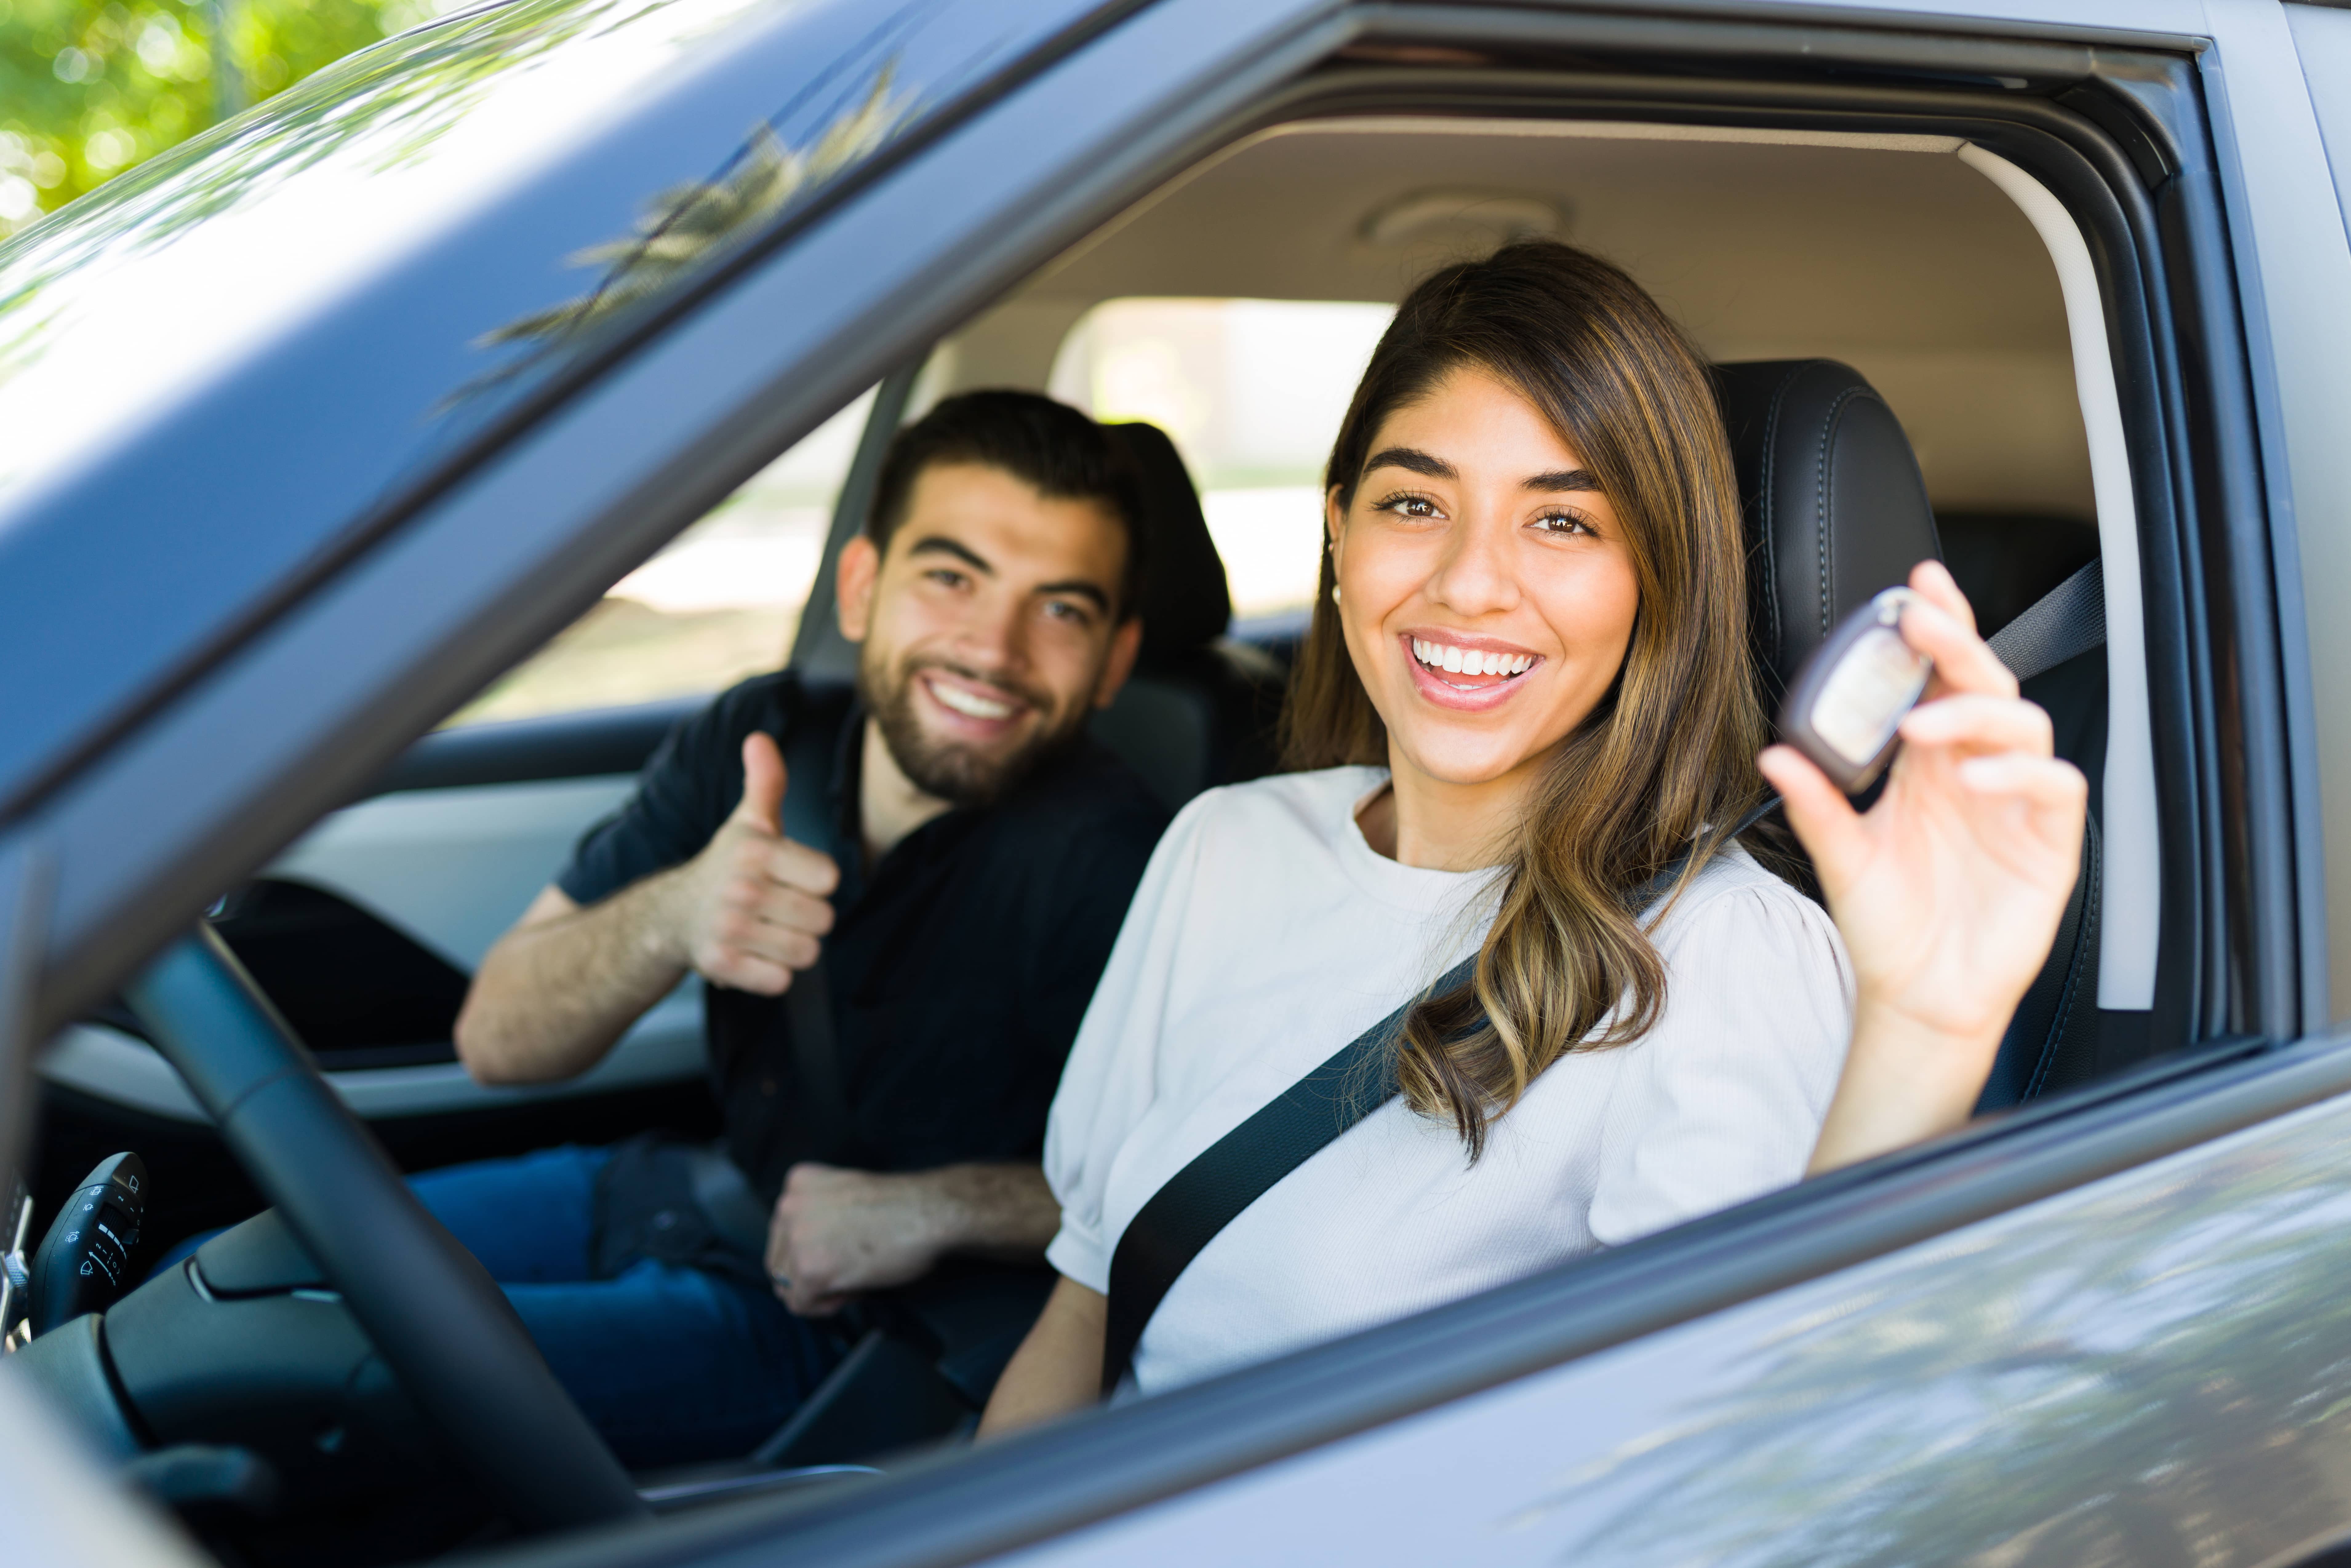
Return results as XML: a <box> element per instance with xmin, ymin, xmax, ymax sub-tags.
<box><xmin>0</xmin><ymin>0</ymin><xmax>449</xmax><ymax>236</ymax></box>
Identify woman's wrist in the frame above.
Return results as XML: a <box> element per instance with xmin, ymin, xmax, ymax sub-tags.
<box><xmin>1807</xmin><ymin>995</ymin><xmax>2006</xmax><ymax>1175</ymax></box>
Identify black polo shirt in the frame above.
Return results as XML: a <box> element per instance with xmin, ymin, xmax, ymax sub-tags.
<box><xmin>558</xmin><ymin>670</ymin><xmax>1168</xmax><ymax>1205</ymax></box>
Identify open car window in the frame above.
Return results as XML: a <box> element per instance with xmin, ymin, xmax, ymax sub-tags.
<box><xmin>448</xmin><ymin>387</ymin><xmax>876</xmax><ymax>725</ymax></box>
<box><xmin>1047</xmin><ymin>297</ymin><xmax>1390</xmax><ymax>625</ymax></box>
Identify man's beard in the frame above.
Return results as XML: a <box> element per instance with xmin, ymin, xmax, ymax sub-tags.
<box><xmin>861</xmin><ymin>650</ymin><xmax>1087</xmax><ymax>808</ymax></box>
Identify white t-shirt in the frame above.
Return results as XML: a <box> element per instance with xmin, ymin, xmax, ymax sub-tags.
<box><xmin>1044</xmin><ymin>765</ymin><xmax>1854</xmax><ymax>1395</ymax></box>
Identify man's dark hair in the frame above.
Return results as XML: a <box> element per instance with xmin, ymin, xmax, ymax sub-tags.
<box><xmin>866</xmin><ymin>389</ymin><xmax>1146</xmax><ymax>620</ymax></box>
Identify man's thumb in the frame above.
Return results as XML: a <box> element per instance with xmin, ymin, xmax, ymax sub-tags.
<box><xmin>736</xmin><ymin>731</ymin><xmax>787</xmax><ymax>835</ymax></box>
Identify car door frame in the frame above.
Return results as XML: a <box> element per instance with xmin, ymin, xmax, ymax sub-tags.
<box><xmin>0</xmin><ymin>0</ymin><xmax>2326</xmax><ymax>1558</ymax></box>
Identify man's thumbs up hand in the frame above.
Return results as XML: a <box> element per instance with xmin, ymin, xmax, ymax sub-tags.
<box><xmin>733</xmin><ymin>731</ymin><xmax>788</xmax><ymax>836</ymax></box>
<box><xmin>661</xmin><ymin>730</ymin><xmax>840</xmax><ymax>995</ymax></box>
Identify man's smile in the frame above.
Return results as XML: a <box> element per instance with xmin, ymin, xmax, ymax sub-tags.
<box><xmin>917</xmin><ymin>668</ymin><xmax>1033</xmax><ymax>733</ymax></box>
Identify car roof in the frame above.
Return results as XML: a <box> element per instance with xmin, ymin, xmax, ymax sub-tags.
<box><xmin>0</xmin><ymin>0</ymin><xmax>1099</xmax><ymax>828</ymax></box>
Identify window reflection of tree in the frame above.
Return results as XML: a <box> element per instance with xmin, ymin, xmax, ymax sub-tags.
<box><xmin>0</xmin><ymin>0</ymin><xmax>923</xmax><ymax>391</ymax></box>
<box><xmin>1526</xmin><ymin>1128</ymin><xmax>2351</xmax><ymax>1568</ymax></box>
<box><xmin>473</xmin><ymin>66</ymin><xmax>905</xmax><ymax>362</ymax></box>
<box><xmin>0</xmin><ymin>0</ymin><xmax>657</xmax><ymax>310</ymax></box>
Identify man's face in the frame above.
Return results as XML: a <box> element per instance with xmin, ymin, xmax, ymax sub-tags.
<box><xmin>835</xmin><ymin>461</ymin><xmax>1142</xmax><ymax>805</ymax></box>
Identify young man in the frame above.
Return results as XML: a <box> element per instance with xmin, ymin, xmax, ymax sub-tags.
<box><xmin>442</xmin><ymin>391</ymin><xmax>1169</xmax><ymax>1466</ymax></box>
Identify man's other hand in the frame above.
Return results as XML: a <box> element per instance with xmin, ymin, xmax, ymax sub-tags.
<box><xmin>765</xmin><ymin>1163</ymin><xmax>951</xmax><ymax>1316</ymax></box>
<box><xmin>763</xmin><ymin>1161</ymin><xmax>1062</xmax><ymax>1317</ymax></box>
<box><xmin>662</xmin><ymin>732</ymin><xmax>841</xmax><ymax>995</ymax></box>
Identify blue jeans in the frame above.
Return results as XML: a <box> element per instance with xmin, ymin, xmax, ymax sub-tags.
<box><xmin>161</xmin><ymin>1145</ymin><xmax>840</xmax><ymax>1470</ymax></box>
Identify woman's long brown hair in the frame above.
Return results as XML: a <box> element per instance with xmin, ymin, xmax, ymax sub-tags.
<box><xmin>1283</xmin><ymin>241</ymin><xmax>1764</xmax><ymax>1160</ymax></box>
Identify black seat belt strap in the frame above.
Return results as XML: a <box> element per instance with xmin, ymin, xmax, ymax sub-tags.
<box><xmin>1099</xmin><ymin>953</ymin><xmax>1475</xmax><ymax>1394</ymax></box>
<box><xmin>1986</xmin><ymin>560</ymin><xmax>2105</xmax><ymax>684</ymax></box>
<box><xmin>1097</xmin><ymin>802</ymin><xmax>1775</xmax><ymax>1393</ymax></box>
<box><xmin>779</xmin><ymin>680</ymin><xmax>855</xmax><ymax>1163</ymax></box>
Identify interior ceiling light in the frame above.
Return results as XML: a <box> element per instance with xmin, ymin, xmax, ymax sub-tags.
<box><xmin>1359</xmin><ymin>189</ymin><xmax>1566</xmax><ymax>248</ymax></box>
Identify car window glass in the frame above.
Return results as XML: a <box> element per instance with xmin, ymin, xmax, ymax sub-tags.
<box><xmin>449</xmin><ymin>386</ymin><xmax>874</xmax><ymax>724</ymax></box>
<box><xmin>1048</xmin><ymin>297</ymin><xmax>1393</xmax><ymax>622</ymax></box>
<box><xmin>0</xmin><ymin>0</ymin><xmax>1110</xmax><ymax>816</ymax></box>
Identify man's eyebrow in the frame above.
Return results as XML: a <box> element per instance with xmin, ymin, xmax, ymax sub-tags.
<box><xmin>1362</xmin><ymin>446</ymin><xmax>1457</xmax><ymax>481</ymax></box>
<box><xmin>1035</xmin><ymin>579</ymin><xmax>1112</xmax><ymax>615</ymax></box>
<box><xmin>906</xmin><ymin>535</ymin><xmax>994</xmax><ymax>574</ymax></box>
<box><xmin>1525</xmin><ymin>468</ymin><xmax>1604</xmax><ymax>493</ymax></box>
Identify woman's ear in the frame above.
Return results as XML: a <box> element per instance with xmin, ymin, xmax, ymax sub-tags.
<box><xmin>834</xmin><ymin>534</ymin><xmax>881</xmax><ymax>643</ymax></box>
<box><xmin>1325</xmin><ymin>487</ymin><xmax>1348</xmax><ymax>578</ymax></box>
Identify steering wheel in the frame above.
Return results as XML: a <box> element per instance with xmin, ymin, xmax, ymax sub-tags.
<box><xmin>125</xmin><ymin>926</ymin><xmax>646</xmax><ymax>1534</ymax></box>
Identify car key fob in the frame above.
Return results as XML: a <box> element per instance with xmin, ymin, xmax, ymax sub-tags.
<box><xmin>29</xmin><ymin>1151</ymin><xmax>148</xmax><ymax>1337</ymax></box>
<box><xmin>1777</xmin><ymin>587</ymin><xmax>1933</xmax><ymax>794</ymax></box>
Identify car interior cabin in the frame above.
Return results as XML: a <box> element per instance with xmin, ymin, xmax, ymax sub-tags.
<box><xmin>22</xmin><ymin>101</ymin><xmax>2175</xmax><ymax>1556</ymax></box>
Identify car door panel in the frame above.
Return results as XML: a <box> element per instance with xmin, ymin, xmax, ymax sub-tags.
<box><xmin>269</xmin><ymin>774</ymin><xmax>638</xmax><ymax>975</ymax></box>
<box><xmin>35</xmin><ymin>705</ymin><xmax>711</xmax><ymax>1155</ymax></box>
<box><xmin>38</xmin><ymin>988</ymin><xmax>702</xmax><ymax>1128</ymax></box>
<box><xmin>974</xmin><ymin>1068</ymin><xmax>2351</xmax><ymax>1568</ymax></box>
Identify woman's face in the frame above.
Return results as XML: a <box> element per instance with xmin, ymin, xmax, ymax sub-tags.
<box><xmin>1329</xmin><ymin>364</ymin><xmax>1642</xmax><ymax>792</ymax></box>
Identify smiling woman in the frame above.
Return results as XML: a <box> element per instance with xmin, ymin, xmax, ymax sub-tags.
<box><xmin>977</xmin><ymin>240</ymin><xmax>2086</xmax><ymax>1431</ymax></box>
<box><xmin>1297</xmin><ymin>245</ymin><xmax>1759</xmax><ymax>1151</ymax></box>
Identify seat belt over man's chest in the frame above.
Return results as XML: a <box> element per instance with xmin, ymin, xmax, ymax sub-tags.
<box><xmin>777</xmin><ymin>679</ymin><xmax>857</xmax><ymax>1164</ymax></box>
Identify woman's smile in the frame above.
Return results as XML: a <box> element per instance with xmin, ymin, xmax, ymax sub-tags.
<box><xmin>1401</xmin><ymin>629</ymin><xmax>1543</xmax><ymax>712</ymax></box>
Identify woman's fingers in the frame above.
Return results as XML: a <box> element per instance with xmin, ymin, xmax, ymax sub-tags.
<box><xmin>1759</xmin><ymin>743</ymin><xmax>1866</xmax><ymax>885</ymax></box>
<box><xmin>1909</xmin><ymin>558</ymin><xmax>1978</xmax><ymax>635</ymax></box>
<box><xmin>1901</xmin><ymin>592</ymin><xmax>2017</xmax><ymax>702</ymax></box>
<box><xmin>1956</xmin><ymin>752</ymin><xmax>2090</xmax><ymax>814</ymax></box>
<box><xmin>1899</xmin><ymin>692</ymin><xmax>2054</xmax><ymax>757</ymax></box>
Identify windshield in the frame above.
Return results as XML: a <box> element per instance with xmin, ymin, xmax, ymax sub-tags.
<box><xmin>0</xmin><ymin>0</ymin><xmax>1094</xmax><ymax>817</ymax></box>
<box><xmin>0</xmin><ymin>0</ymin><xmax>898</xmax><ymax>501</ymax></box>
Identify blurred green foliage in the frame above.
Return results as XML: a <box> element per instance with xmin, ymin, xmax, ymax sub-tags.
<box><xmin>0</xmin><ymin>0</ymin><xmax>442</xmax><ymax>233</ymax></box>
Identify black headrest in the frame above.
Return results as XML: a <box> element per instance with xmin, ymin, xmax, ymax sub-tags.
<box><xmin>1713</xmin><ymin>361</ymin><xmax>1942</xmax><ymax>700</ymax></box>
<box><xmin>1103</xmin><ymin>421</ymin><xmax>1232</xmax><ymax>659</ymax></box>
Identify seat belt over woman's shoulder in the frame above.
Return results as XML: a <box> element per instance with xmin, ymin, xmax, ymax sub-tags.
<box><xmin>1095</xmin><ymin>808</ymin><xmax>1759</xmax><ymax>1393</ymax></box>
<box><xmin>1098</xmin><ymin>952</ymin><xmax>1477</xmax><ymax>1394</ymax></box>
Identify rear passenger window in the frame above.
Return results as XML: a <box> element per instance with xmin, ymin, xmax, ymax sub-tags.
<box><xmin>446</xmin><ymin>387</ymin><xmax>877</xmax><ymax>725</ymax></box>
<box><xmin>1049</xmin><ymin>298</ymin><xmax>1392</xmax><ymax>623</ymax></box>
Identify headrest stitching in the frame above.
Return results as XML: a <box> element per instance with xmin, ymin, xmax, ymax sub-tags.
<box><xmin>1813</xmin><ymin>384</ymin><xmax>1873</xmax><ymax>643</ymax></box>
<box><xmin>1755</xmin><ymin>369</ymin><xmax>1805</xmax><ymax>671</ymax></box>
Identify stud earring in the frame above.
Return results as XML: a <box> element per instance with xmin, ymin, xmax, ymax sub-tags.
<box><xmin>1330</xmin><ymin>583</ymin><xmax>1342</xmax><ymax>607</ymax></box>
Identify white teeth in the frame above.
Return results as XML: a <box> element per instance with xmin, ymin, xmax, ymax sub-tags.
<box><xmin>929</xmin><ymin>680</ymin><xmax>1015</xmax><ymax>720</ymax></box>
<box><xmin>1411</xmin><ymin>640</ymin><xmax>1536</xmax><ymax>677</ymax></box>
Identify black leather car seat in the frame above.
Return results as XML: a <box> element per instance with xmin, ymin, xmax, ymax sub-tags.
<box><xmin>1712</xmin><ymin>359</ymin><xmax>2107</xmax><ymax>1113</ymax></box>
<box><xmin>1090</xmin><ymin>421</ymin><xmax>1285</xmax><ymax>811</ymax></box>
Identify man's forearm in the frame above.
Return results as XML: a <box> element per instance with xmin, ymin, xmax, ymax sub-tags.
<box><xmin>454</xmin><ymin>876</ymin><xmax>688</xmax><ymax>1085</ymax></box>
<box><xmin>914</xmin><ymin>1163</ymin><xmax>1062</xmax><ymax>1262</ymax></box>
